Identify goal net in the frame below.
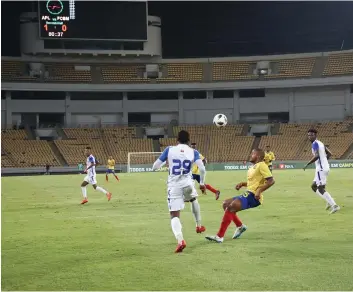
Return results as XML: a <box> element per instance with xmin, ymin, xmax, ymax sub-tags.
<box><xmin>127</xmin><ymin>152</ymin><xmax>168</xmax><ymax>173</ymax></box>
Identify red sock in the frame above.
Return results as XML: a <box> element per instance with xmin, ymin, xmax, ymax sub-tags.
<box><xmin>206</xmin><ymin>184</ymin><xmax>218</xmax><ymax>194</ymax></box>
<box><xmin>217</xmin><ymin>210</ymin><xmax>233</xmax><ymax>238</ymax></box>
<box><xmin>114</xmin><ymin>175</ymin><xmax>119</xmax><ymax>181</ymax></box>
<box><xmin>231</xmin><ymin>213</ymin><xmax>243</xmax><ymax>227</ymax></box>
<box><xmin>106</xmin><ymin>174</ymin><xmax>108</xmax><ymax>182</ymax></box>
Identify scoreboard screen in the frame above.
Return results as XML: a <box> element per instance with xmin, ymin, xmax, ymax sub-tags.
<box><xmin>38</xmin><ymin>0</ymin><xmax>148</xmax><ymax>41</ymax></box>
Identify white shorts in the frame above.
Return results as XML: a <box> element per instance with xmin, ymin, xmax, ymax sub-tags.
<box><xmin>313</xmin><ymin>170</ymin><xmax>329</xmax><ymax>186</ymax></box>
<box><xmin>84</xmin><ymin>174</ymin><xmax>97</xmax><ymax>185</ymax></box>
<box><xmin>167</xmin><ymin>185</ymin><xmax>198</xmax><ymax>212</ymax></box>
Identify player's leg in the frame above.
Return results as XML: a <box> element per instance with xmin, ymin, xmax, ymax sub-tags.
<box><xmin>185</xmin><ymin>185</ymin><xmax>206</xmax><ymax>233</ymax></box>
<box><xmin>112</xmin><ymin>170</ymin><xmax>120</xmax><ymax>181</ymax></box>
<box><xmin>314</xmin><ymin>171</ymin><xmax>339</xmax><ymax>213</ymax></box>
<box><xmin>92</xmin><ymin>176</ymin><xmax>112</xmax><ymax>201</ymax></box>
<box><xmin>206</xmin><ymin>192</ymin><xmax>259</xmax><ymax>242</ymax></box>
<box><xmin>205</xmin><ymin>183</ymin><xmax>220</xmax><ymax>200</ymax></box>
<box><xmin>205</xmin><ymin>198</ymin><xmax>235</xmax><ymax>243</ymax></box>
<box><xmin>311</xmin><ymin>180</ymin><xmax>328</xmax><ymax>208</ymax></box>
<box><xmin>106</xmin><ymin>170</ymin><xmax>109</xmax><ymax>182</ymax></box>
<box><xmin>168</xmin><ymin>188</ymin><xmax>186</xmax><ymax>253</ymax></box>
<box><xmin>80</xmin><ymin>180</ymin><xmax>89</xmax><ymax>204</ymax></box>
<box><xmin>318</xmin><ymin>182</ymin><xmax>340</xmax><ymax>214</ymax></box>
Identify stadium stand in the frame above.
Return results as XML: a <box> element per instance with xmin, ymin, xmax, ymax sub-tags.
<box><xmin>260</xmin><ymin>119</ymin><xmax>353</xmax><ymax>160</ymax></box>
<box><xmin>258</xmin><ymin>136</ymin><xmax>305</xmax><ymax>161</ymax></box>
<box><xmin>1</xmin><ymin>129</ymin><xmax>28</xmax><ymax>140</ymax></box>
<box><xmin>2</xmin><ymin>139</ymin><xmax>61</xmax><ymax>167</ymax></box>
<box><xmin>103</xmin><ymin>127</ymin><xmax>154</xmax><ymax>164</ymax></box>
<box><xmin>1</xmin><ymin>120</ymin><xmax>352</xmax><ymax>167</ymax></box>
<box><xmin>1</xmin><ymin>61</ymin><xmax>38</xmax><ymax>82</ymax></box>
<box><xmin>212</xmin><ymin>61</ymin><xmax>256</xmax><ymax>81</ymax></box>
<box><xmin>54</xmin><ymin>138</ymin><xmax>106</xmax><ymax>166</ymax></box>
<box><xmin>101</xmin><ymin>65</ymin><xmax>149</xmax><ymax>84</ymax></box>
<box><xmin>296</xmin><ymin>133</ymin><xmax>353</xmax><ymax>160</ymax></box>
<box><xmin>157</xmin><ymin>63</ymin><xmax>204</xmax><ymax>83</ymax></box>
<box><xmin>323</xmin><ymin>53</ymin><xmax>353</xmax><ymax>76</ymax></box>
<box><xmin>55</xmin><ymin>128</ymin><xmax>154</xmax><ymax>165</ymax></box>
<box><xmin>44</xmin><ymin>64</ymin><xmax>92</xmax><ymax>83</ymax></box>
<box><xmin>265</xmin><ymin>57</ymin><xmax>316</xmax><ymax>79</ymax></box>
<box><xmin>160</xmin><ymin>125</ymin><xmax>253</xmax><ymax>162</ymax></box>
<box><xmin>2</xmin><ymin>53</ymin><xmax>353</xmax><ymax>84</ymax></box>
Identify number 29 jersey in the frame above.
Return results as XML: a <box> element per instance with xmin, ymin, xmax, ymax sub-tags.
<box><xmin>159</xmin><ymin>144</ymin><xmax>201</xmax><ymax>188</ymax></box>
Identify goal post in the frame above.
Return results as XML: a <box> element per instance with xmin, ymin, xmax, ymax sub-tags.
<box><xmin>128</xmin><ymin>152</ymin><xmax>169</xmax><ymax>173</ymax></box>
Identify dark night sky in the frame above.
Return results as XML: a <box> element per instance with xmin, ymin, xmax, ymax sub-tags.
<box><xmin>2</xmin><ymin>1</ymin><xmax>353</xmax><ymax>58</ymax></box>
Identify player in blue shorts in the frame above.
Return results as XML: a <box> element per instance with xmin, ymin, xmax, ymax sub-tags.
<box><xmin>205</xmin><ymin>148</ymin><xmax>275</xmax><ymax>243</ymax></box>
<box><xmin>191</xmin><ymin>142</ymin><xmax>220</xmax><ymax>200</ymax></box>
<box><xmin>106</xmin><ymin>156</ymin><xmax>119</xmax><ymax>182</ymax></box>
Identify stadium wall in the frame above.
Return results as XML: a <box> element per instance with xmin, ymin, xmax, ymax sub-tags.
<box><xmin>2</xmin><ymin>85</ymin><xmax>352</xmax><ymax>126</ymax></box>
<box><xmin>2</xmin><ymin>160</ymin><xmax>353</xmax><ymax>176</ymax></box>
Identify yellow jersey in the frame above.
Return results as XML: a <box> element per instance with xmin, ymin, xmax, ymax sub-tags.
<box><xmin>192</xmin><ymin>153</ymin><xmax>205</xmax><ymax>175</ymax></box>
<box><xmin>247</xmin><ymin>161</ymin><xmax>273</xmax><ymax>203</ymax></box>
<box><xmin>264</xmin><ymin>151</ymin><xmax>275</xmax><ymax>166</ymax></box>
<box><xmin>107</xmin><ymin>159</ymin><xmax>115</xmax><ymax>170</ymax></box>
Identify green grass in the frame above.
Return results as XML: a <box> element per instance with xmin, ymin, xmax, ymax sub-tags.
<box><xmin>2</xmin><ymin>169</ymin><xmax>353</xmax><ymax>291</ymax></box>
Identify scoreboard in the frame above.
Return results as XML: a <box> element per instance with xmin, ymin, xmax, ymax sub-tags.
<box><xmin>38</xmin><ymin>0</ymin><xmax>148</xmax><ymax>41</ymax></box>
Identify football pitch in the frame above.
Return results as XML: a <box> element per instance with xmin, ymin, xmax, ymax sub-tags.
<box><xmin>2</xmin><ymin>169</ymin><xmax>353</xmax><ymax>291</ymax></box>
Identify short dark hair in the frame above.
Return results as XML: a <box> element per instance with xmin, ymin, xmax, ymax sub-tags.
<box><xmin>177</xmin><ymin>130</ymin><xmax>190</xmax><ymax>144</ymax></box>
<box><xmin>266</xmin><ymin>145</ymin><xmax>270</xmax><ymax>147</ymax></box>
<box><xmin>308</xmin><ymin>129</ymin><xmax>318</xmax><ymax>134</ymax></box>
<box><xmin>191</xmin><ymin>142</ymin><xmax>196</xmax><ymax>146</ymax></box>
<box><xmin>86</xmin><ymin>146</ymin><xmax>91</xmax><ymax>150</ymax></box>
<box><xmin>254</xmin><ymin>148</ymin><xmax>265</xmax><ymax>160</ymax></box>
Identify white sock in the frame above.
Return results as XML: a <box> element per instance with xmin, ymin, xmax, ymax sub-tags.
<box><xmin>315</xmin><ymin>190</ymin><xmax>327</xmax><ymax>202</ymax></box>
<box><xmin>171</xmin><ymin>217</ymin><xmax>184</xmax><ymax>243</ymax></box>
<box><xmin>323</xmin><ymin>191</ymin><xmax>336</xmax><ymax>206</ymax></box>
<box><xmin>81</xmin><ymin>187</ymin><xmax>87</xmax><ymax>199</ymax></box>
<box><xmin>96</xmin><ymin>186</ymin><xmax>108</xmax><ymax>195</ymax></box>
<box><xmin>316</xmin><ymin>190</ymin><xmax>336</xmax><ymax>206</ymax></box>
<box><xmin>191</xmin><ymin>199</ymin><xmax>201</xmax><ymax>227</ymax></box>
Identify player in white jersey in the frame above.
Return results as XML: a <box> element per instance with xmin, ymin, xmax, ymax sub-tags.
<box><xmin>80</xmin><ymin>147</ymin><xmax>112</xmax><ymax>205</ymax></box>
<box><xmin>303</xmin><ymin>129</ymin><xmax>340</xmax><ymax>214</ymax></box>
<box><xmin>152</xmin><ymin>130</ymin><xmax>207</xmax><ymax>253</ymax></box>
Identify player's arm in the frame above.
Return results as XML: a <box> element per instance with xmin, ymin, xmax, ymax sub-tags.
<box><xmin>255</xmin><ymin>164</ymin><xmax>275</xmax><ymax>199</ymax></box>
<box><xmin>85</xmin><ymin>157</ymin><xmax>96</xmax><ymax>172</ymax></box>
<box><xmin>271</xmin><ymin>152</ymin><xmax>275</xmax><ymax>161</ymax></box>
<box><xmin>235</xmin><ymin>182</ymin><xmax>247</xmax><ymax>190</ymax></box>
<box><xmin>152</xmin><ymin>147</ymin><xmax>169</xmax><ymax>171</ymax></box>
<box><xmin>194</xmin><ymin>150</ymin><xmax>206</xmax><ymax>186</ymax></box>
<box><xmin>325</xmin><ymin>146</ymin><xmax>332</xmax><ymax>159</ymax></box>
<box><xmin>304</xmin><ymin>142</ymin><xmax>319</xmax><ymax>170</ymax></box>
<box><xmin>195</xmin><ymin>159</ymin><xmax>206</xmax><ymax>185</ymax></box>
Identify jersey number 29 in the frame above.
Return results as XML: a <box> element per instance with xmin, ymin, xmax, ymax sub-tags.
<box><xmin>172</xmin><ymin>159</ymin><xmax>192</xmax><ymax>175</ymax></box>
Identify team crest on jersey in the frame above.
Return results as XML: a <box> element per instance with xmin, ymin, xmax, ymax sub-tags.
<box><xmin>180</xmin><ymin>149</ymin><xmax>184</xmax><ymax>152</ymax></box>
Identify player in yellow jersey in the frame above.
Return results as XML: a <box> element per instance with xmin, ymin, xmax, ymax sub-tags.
<box><xmin>264</xmin><ymin>145</ymin><xmax>276</xmax><ymax>172</ymax></box>
<box><xmin>106</xmin><ymin>156</ymin><xmax>119</xmax><ymax>182</ymax></box>
<box><xmin>205</xmin><ymin>148</ymin><xmax>275</xmax><ymax>243</ymax></box>
<box><xmin>191</xmin><ymin>143</ymin><xmax>220</xmax><ymax>200</ymax></box>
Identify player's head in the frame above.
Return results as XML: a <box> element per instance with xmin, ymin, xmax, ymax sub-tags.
<box><xmin>177</xmin><ymin>130</ymin><xmax>190</xmax><ymax>145</ymax></box>
<box><xmin>307</xmin><ymin>129</ymin><xmax>317</xmax><ymax>142</ymax></box>
<box><xmin>266</xmin><ymin>145</ymin><xmax>271</xmax><ymax>152</ymax></box>
<box><xmin>191</xmin><ymin>142</ymin><xmax>196</xmax><ymax>149</ymax></box>
<box><xmin>84</xmin><ymin>147</ymin><xmax>91</xmax><ymax>157</ymax></box>
<box><xmin>109</xmin><ymin>156</ymin><xmax>113</xmax><ymax>160</ymax></box>
<box><xmin>250</xmin><ymin>148</ymin><xmax>265</xmax><ymax>163</ymax></box>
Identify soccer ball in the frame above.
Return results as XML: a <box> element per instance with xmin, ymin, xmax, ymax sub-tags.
<box><xmin>213</xmin><ymin>113</ymin><xmax>228</xmax><ymax>127</ymax></box>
